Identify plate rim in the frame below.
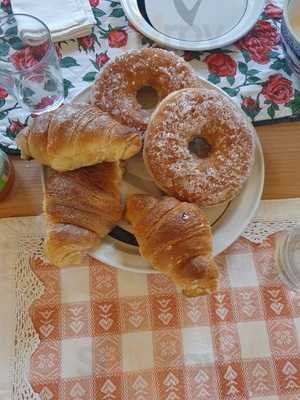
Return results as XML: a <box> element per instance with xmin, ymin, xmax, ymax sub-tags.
<box><xmin>44</xmin><ymin>77</ymin><xmax>264</xmax><ymax>274</ymax></box>
<box><xmin>120</xmin><ymin>0</ymin><xmax>266</xmax><ymax>51</ymax></box>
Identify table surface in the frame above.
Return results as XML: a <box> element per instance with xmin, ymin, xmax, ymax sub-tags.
<box><xmin>0</xmin><ymin>121</ymin><xmax>299</xmax><ymax>218</ymax></box>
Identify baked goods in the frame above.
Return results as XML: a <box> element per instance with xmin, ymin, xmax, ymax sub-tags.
<box><xmin>126</xmin><ymin>194</ymin><xmax>219</xmax><ymax>296</ymax></box>
<box><xmin>16</xmin><ymin>103</ymin><xmax>142</xmax><ymax>172</ymax></box>
<box><xmin>45</xmin><ymin>162</ymin><xmax>123</xmax><ymax>236</ymax></box>
<box><xmin>23</xmin><ymin>52</ymin><xmax>256</xmax><ymax>288</ymax></box>
<box><xmin>44</xmin><ymin>162</ymin><xmax>123</xmax><ymax>267</ymax></box>
<box><xmin>45</xmin><ymin>223</ymin><xmax>100</xmax><ymax>267</ymax></box>
<box><xmin>91</xmin><ymin>48</ymin><xmax>201</xmax><ymax>134</ymax></box>
<box><xmin>143</xmin><ymin>88</ymin><xmax>255</xmax><ymax>206</ymax></box>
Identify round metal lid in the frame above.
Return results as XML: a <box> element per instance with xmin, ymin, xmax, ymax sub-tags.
<box><xmin>121</xmin><ymin>0</ymin><xmax>266</xmax><ymax>50</ymax></box>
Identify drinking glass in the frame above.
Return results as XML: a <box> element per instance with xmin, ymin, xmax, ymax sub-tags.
<box><xmin>277</xmin><ymin>225</ymin><xmax>300</xmax><ymax>293</ymax></box>
<box><xmin>0</xmin><ymin>13</ymin><xmax>64</xmax><ymax>114</ymax></box>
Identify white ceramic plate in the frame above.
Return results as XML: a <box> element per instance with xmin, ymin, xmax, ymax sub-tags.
<box><xmin>43</xmin><ymin>78</ymin><xmax>264</xmax><ymax>274</ymax></box>
<box><xmin>121</xmin><ymin>0</ymin><xmax>266</xmax><ymax>51</ymax></box>
<box><xmin>72</xmin><ymin>78</ymin><xmax>264</xmax><ymax>273</ymax></box>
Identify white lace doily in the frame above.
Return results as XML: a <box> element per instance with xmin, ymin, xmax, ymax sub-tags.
<box><xmin>0</xmin><ymin>217</ymin><xmax>45</xmax><ymax>400</ymax></box>
<box><xmin>242</xmin><ymin>219</ymin><xmax>298</xmax><ymax>243</ymax></box>
<box><xmin>241</xmin><ymin>198</ymin><xmax>300</xmax><ymax>243</ymax></box>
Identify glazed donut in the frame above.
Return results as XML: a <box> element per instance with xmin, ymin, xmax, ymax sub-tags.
<box><xmin>91</xmin><ymin>48</ymin><xmax>201</xmax><ymax>133</ymax></box>
<box><xmin>143</xmin><ymin>88</ymin><xmax>255</xmax><ymax>206</ymax></box>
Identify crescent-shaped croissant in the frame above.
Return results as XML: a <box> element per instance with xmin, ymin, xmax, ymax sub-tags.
<box><xmin>126</xmin><ymin>194</ymin><xmax>219</xmax><ymax>296</ymax></box>
<box><xmin>16</xmin><ymin>103</ymin><xmax>142</xmax><ymax>171</ymax></box>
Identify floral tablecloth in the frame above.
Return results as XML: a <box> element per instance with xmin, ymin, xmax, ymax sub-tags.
<box><xmin>0</xmin><ymin>0</ymin><xmax>300</xmax><ymax>154</ymax></box>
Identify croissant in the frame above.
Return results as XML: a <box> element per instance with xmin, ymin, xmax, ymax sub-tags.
<box><xmin>44</xmin><ymin>162</ymin><xmax>123</xmax><ymax>267</ymax></box>
<box><xmin>46</xmin><ymin>223</ymin><xmax>100</xmax><ymax>267</ymax></box>
<box><xmin>126</xmin><ymin>194</ymin><xmax>219</xmax><ymax>296</ymax></box>
<box><xmin>16</xmin><ymin>103</ymin><xmax>142</xmax><ymax>171</ymax></box>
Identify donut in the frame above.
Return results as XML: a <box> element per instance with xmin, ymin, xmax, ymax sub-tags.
<box><xmin>91</xmin><ymin>48</ymin><xmax>200</xmax><ymax>133</ymax></box>
<box><xmin>143</xmin><ymin>88</ymin><xmax>255</xmax><ymax>206</ymax></box>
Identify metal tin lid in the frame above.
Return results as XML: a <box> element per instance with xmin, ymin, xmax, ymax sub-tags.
<box><xmin>121</xmin><ymin>0</ymin><xmax>266</xmax><ymax>50</ymax></box>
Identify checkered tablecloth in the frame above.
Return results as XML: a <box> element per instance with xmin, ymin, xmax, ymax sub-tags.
<box><xmin>28</xmin><ymin>234</ymin><xmax>300</xmax><ymax>399</ymax></box>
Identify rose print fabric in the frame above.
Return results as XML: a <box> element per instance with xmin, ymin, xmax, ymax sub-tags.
<box><xmin>28</xmin><ymin>234</ymin><xmax>300</xmax><ymax>399</ymax></box>
<box><xmin>0</xmin><ymin>0</ymin><xmax>300</xmax><ymax>154</ymax></box>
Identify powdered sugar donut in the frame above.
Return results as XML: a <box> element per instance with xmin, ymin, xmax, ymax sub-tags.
<box><xmin>91</xmin><ymin>48</ymin><xmax>201</xmax><ymax>134</ymax></box>
<box><xmin>143</xmin><ymin>88</ymin><xmax>255</xmax><ymax>206</ymax></box>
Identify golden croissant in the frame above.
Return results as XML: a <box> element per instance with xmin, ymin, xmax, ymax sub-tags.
<box><xmin>16</xmin><ymin>103</ymin><xmax>142</xmax><ymax>171</ymax></box>
<box><xmin>46</xmin><ymin>223</ymin><xmax>100</xmax><ymax>267</ymax></box>
<box><xmin>44</xmin><ymin>162</ymin><xmax>123</xmax><ymax>267</ymax></box>
<box><xmin>126</xmin><ymin>194</ymin><xmax>219</xmax><ymax>296</ymax></box>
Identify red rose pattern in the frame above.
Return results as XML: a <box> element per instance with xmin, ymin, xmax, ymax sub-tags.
<box><xmin>78</xmin><ymin>35</ymin><xmax>95</xmax><ymax>50</ymax></box>
<box><xmin>241</xmin><ymin>96</ymin><xmax>261</xmax><ymax>119</ymax></box>
<box><xmin>242</xmin><ymin>97</ymin><xmax>257</xmax><ymax>109</ymax></box>
<box><xmin>236</xmin><ymin>20</ymin><xmax>280</xmax><ymax>64</ymax></box>
<box><xmin>0</xmin><ymin>2</ymin><xmax>298</xmax><ymax>152</ymax></box>
<box><xmin>89</xmin><ymin>0</ymin><xmax>99</xmax><ymax>6</ymax></box>
<box><xmin>0</xmin><ymin>87</ymin><xmax>8</xmax><ymax>99</ymax></box>
<box><xmin>35</xmin><ymin>96</ymin><xmax>57</xmax><ymax>110</ymax></box>
<box><xmin>8</xmin><ymin>119</ymin><xmax>24</xmax><ymax>135</ymax></box>
<box><xmin>108</xmin><ymin>30</ymin><xmax>128</xmax><ymax>48</ymax></box>
<box><xmin>252</xmin><ymin>20</ymin><xmax>279</xmax><ymax>45</ymax></box>
<box><xmin>9</xmin><ymin>42</ymin><xmax>50</xmax><ymax>71</ymax></box>
<box><xmin>95</xmin><ymin>52</ymin><xmax>109</xmax><ymax>67</ymax></box>
<box><xmin>264</xmin><ymin>4</ymin><xmax>282</xmax><ymax>19</ymax></box>
<box><xmin>31</xmin><ymin>42</ymin><xmax>49</xmax><ymax>61</ymax></box>
<box><xmin>204</xmin><ymin>53</ymin><xmax>237</xmax><ymax>77</ymax></box>
<box><xmin>262</xmin><ymin>74</ymin><xmax>293</xmax><ymax>104</ymax></box>
<box><xmin>242</xmin><ymin>37</ymin><xmax>270</xmax><ymax>64</ymax></box>
<box><xmin>183</xmin><ymin>51</ymin><xmax>196</xmax><ymax>62</ymax></box>
<box><xmin>10</xmin><ymin>48</ymin><xmax>37</xmax><ymax>71</ymax></box>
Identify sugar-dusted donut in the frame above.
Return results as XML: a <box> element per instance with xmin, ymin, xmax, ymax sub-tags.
<box><xmin>91</xmin><ymin>48</ymin><xmax>201</xmax><ymax>134</ymax></box>
<box><xmin>143</xmin><ymin>88</ymin><xmax>255</xmax><ymax>206</ymax></box>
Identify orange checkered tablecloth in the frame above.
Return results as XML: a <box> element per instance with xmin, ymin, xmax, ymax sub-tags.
<box><xmin>28</xmin><ymin>234</ymin><xmax>300</xmax><ymax>400</ymax></box>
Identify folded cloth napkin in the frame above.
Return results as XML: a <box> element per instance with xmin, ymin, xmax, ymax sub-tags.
<box><xmin>11</xmin><ymin>0</ymin><xmax>96</xmax><ymax>42</ymax></box>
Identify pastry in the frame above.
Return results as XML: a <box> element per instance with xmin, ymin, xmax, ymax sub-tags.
<box><xmin>126</xmin><ymin>194</ymin><xmax>219</xmax><ymax>296</ymax></box>
<box><xmin>45</xmin><ymin>223</ymin><xmax>100</xmax><ymax>267</ymax></box>
<box><xmin>16</xmin><ymin>103</ymin><xmax>142</xmax><ymax>171</ymax></box>
<box><xmin>44</xmin><ymin>162</ymin><xmax>123</xmax><ymax>267</ymax></box>
<box><xmin>91</xmin><ymin>48</ymin><xmax>201</xmax><ymax>134</ymax></box>
<box><xmin>143</xmin><ymin>88</ymin><xmax>255</xmax><ymax>206</ymax></box>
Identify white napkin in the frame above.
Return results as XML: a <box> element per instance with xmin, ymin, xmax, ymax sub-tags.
<box><xmin>11</xmin><ymin>0</ymin><xmax>96</xmax><ymax>42</ymax></box>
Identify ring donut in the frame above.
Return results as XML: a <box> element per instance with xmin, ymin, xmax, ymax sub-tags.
<box><xmin>143</xmin><ymin>88</ymin><xmax>255</xmax><ymax>206</ymax></box>
<box><xmin>91</xmin><ymin>48</ymin><xmax>200</xmax><ymax>133</ymax></box>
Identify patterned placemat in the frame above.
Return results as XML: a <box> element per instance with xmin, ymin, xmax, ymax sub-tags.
<box><xmin>0</xmin><ymin>0</ymin><xmax>300</xmax><ymax>154</ymax></box>
<box><xmin>28</xmin><ymin>234</ymin><xmax>300</xmax><ymax>399</ymax></box>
